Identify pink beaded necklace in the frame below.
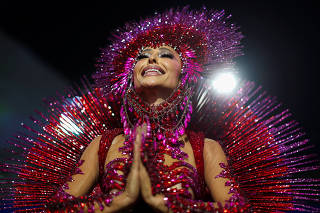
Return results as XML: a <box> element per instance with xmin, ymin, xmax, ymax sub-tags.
<box><xmin>121</xmin><ymin>81</ymin><xmax>193</xmax><ymax>160</ymax></box>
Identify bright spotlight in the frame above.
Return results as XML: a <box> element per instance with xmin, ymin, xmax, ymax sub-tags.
<box><xmin>211</xmin><ymin>72</ymin><xmax>237</xmax><ymax>94</ymax></box>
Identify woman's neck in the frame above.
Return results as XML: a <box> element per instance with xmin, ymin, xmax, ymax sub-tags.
<box><xmin>136</xmin><ymin>86</ymin><xmax>174</xmax><ymax>106</ymax></box>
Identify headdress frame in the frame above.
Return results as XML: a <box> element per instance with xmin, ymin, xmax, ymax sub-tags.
<box><xmin>92</xmin><ymin>6</ymin><xmax>244</xmax><ymax>97</ymax></box>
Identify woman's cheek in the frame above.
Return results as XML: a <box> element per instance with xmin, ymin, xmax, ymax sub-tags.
<box><xmin>133</xmin><ymin>72</ymin><xmax>141</xmax><ymax>90</ymax></box>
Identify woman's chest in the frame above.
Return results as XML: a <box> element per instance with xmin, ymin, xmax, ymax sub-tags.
<box><xmin>105</xmin><ymin>136</ymin><xmax>197</xmax><ymax>170</ymax></box>
<box><xmin>101</xmin><ymin>133</ymin><xmax>204</xmax><ymax>199</ymax></box>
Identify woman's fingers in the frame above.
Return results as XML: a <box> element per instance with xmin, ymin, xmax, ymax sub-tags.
<box><xmin>139</xmin><ymin>162</ymin><xmax>169</xmax><ymax>212</ymax></box>
<box><xmin>133</xmin><ymin>126</ymin><xmax>143</xmax><ymax>165</ymax></box>
<box><xmin>136</xmin><ymin>124</ymin><xmax>152</xmax><ymax>200</ymax></box>
<box><xmin>122</xmin><ymin>124</ymin><xmax>150</xmax><ymax>204</ymax></box>
<box><xmin>123</xmin><ymin>125</ymin><xmax>145</xmax><ymax>202</ymax></box>
<box><xmin>139</xmin><ymin>162</ymin><xmax>153</xmax><ymax>202</ymax></box>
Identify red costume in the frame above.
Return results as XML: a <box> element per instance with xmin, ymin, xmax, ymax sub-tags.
<box><xmin>1</xmin><ymin>6</ymin><xmax>319</xmax><ymax>212</ymax></box>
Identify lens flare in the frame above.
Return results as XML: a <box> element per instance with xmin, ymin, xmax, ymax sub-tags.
<box><xmin>212</xmin><ymin>72</ymin><xmax>237</xmax><ymax>94</ymax></box>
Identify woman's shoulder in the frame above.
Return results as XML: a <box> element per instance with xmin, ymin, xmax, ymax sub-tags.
<box><xmin>204</xmin><ymin>138</ymin><xmax>219</xmax><ymax>145</ymax></box>
<box><xmin>84</xmin><ymin>135</ymin><xmax>102</xmax><ymax>153</ymax></box>
<box><xmin>111</xmin><ymin>134</ymin><xmax>125</xmax><ymax>146</ymax></box>
<box><xmin>203</xmin><ymin>138</ymin><xmax>226</xmax><ymax>158</ymax></box>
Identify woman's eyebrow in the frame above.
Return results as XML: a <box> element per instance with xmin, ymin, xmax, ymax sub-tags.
<box><xmin>159</xmin><ymin>47</ymin><xmax>173</xmax><ymax>52</ymax></box>
<box><xmin>142</xmin><ymin>48</ymin><xmax>153</xmax><ymax>52</ymax></box>
<box><xmin>142</xmin><ymin>47</ymin><xmax>173</xmax><ymax>53</ymax></box>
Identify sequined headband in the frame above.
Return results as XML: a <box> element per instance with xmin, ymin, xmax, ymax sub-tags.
<box><xmin>92</xmin><ymin>6</ymin><xmax>244</xmax><ymax>97</ymax></box>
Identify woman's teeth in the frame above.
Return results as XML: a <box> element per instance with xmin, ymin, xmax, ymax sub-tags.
<box><xmin>144</xmin><ymin>69</ymin><xmax>163</xmax><ymax>76</ymax></box>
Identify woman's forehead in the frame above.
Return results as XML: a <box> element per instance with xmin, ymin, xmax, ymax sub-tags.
<box><xmin>142</xmin><ymin>46</ymin><xmax>177</xmax><ymax>53</ymax></box>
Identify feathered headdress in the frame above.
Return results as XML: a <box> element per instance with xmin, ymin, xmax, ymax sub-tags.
<box><xmin>92</xmin><ymin>6</ymin><xmax>244</xmax><ymax>97</ymax></box>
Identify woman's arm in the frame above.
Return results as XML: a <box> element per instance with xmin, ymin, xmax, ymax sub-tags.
<box><xmin>45</xmin><ymin>135</ymin><xmax>102</xmax><ymax>211</ymax></box>
<box><xmin>63</xmin><ymin>135</ymin><xmax>101</xmax><ymax>197</ymax></box>
<box><xmin>46</xmin><ymin>132</ymin><xmax>141</xmax><ymax>213</ymax></box>
<box><xmin>140</xmin><ymin>138</ymin><xmax>248</xmax><ymax>212</ymax></box>
<box><xmin>64</xmin><ymin>135</ymin><xmax>131</xmax><ymax>213</ymax></box>
<box><xmin>203</xmin><ymin>138</ymin><xmax>234</xmax><ymax>204</ymax></box>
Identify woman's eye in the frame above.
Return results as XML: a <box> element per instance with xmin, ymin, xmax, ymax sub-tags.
<box><xmin>137</xmin><ymin>52</ymin><xmax>174</xmax><ymax>60</ymax></box>
<box><xmin>160</xmin><ymin>53</ymin><xmax>174</xmax><ymax>59</ymax></box>
<box><xmin>137</xmin><ymin>54</ymin><xmax>149</xmax><ymax>60</ymax></box>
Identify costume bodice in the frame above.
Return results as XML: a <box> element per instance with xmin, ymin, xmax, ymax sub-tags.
<box><xmin>97</xmin><ymin>128</ymin><xmax>209</xmax><ymax>199</ymax></box>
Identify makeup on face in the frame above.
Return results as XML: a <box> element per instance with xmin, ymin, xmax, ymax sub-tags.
<box><xmin>133</xmin><ymin>46</ymin><xmax>182</xmax><ymax>91</ymax></box>
<box><xmin>137</xmin><ymin>47</ymin><xmax>175</xmax><ymax>61</ymax></box>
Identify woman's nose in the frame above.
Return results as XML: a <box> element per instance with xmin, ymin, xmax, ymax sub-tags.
<box><xmin>148</xmin><ymin>53</ymin><xmax>158</xmax><ymax>64</ymax></box>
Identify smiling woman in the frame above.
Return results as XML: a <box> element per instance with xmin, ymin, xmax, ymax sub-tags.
<box><xmin>133</xmin><ymin>46</ymin><xmax>182</xmax><ymax>105</ymax></box>
<box><xmin>1</xmin><ymin>6</ymin><xmax>319</xmax><ymax>213</ymax></box>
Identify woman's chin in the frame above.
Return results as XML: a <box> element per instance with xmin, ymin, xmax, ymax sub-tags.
<box><xmin>140</xmin><ymin>78</ymin><xmax>166</xmax><ymax>88</ymax></box>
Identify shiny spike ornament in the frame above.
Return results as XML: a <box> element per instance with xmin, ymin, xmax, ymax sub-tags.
<box><xmin>92</xmin><ymin>6</ymin><xmax>243</xmax><ymax>97</ymax></box>
<box><xmin>1</xmin><ymin>6</ymin><xmax>320</xmax><ymax>213</ymax></box>
<box><xmin>0</xmin><ymin>78</ymin><xmax>319</xmax><ymax>212</ymax></box>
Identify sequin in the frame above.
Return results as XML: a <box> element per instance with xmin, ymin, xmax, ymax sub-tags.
<box><xmin>1</xmin><ymin>6</ymin><xmax>319</xmax><ymax>213</ymax></box>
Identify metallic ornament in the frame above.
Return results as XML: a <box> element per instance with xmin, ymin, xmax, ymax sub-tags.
<box><xmin>0</xmin><ymin>6</ymin><xmax>319</xmax><ymax>213</ymax></box>
<box><xmin>92</xmin><ymin>6</ymin><xmax>243</xmax><ymax>97</ymax></box>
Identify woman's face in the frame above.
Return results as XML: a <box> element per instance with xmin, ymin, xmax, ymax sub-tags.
<box><xmin>133</xmin><ymin>46</ymin><xmax>182</xmax><ymax>92</ymax></box>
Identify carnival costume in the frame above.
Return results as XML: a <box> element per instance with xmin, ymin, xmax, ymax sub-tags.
<box><xmin>1</xmin><ymin>6</ymin><xmax>319</xmax><ymax>212</ymax></box>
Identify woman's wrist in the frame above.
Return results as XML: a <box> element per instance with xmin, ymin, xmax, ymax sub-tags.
<box><xmin>109</xmin><ymin>192</ymin><xmax>133</xmax><ymax>211</ymax></box>
<box><xmin>144</xmin><ymin>194</ymin><xmax>169</xmax><ymax>213</ymax></box>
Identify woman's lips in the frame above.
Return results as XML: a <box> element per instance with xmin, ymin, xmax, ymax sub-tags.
<box><xmin>142</xmin><ymin>66</ymin><xmax>165</xmax><ymax>76</ymax></box>
<box><xmin>144</xmin><ymin>69</ymin><xmax>163</xmax><ymax>76</ymax></box>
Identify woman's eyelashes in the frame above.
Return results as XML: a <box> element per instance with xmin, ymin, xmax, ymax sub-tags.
<box><xmin>137</xmin><ymin>52</ymin><xmax>174</xmax><ymax>60</ymax></box>
<box><xmin>137</xmin><ymin>54</ymin><xmax>149</xmax><ymax>60</ymax></box>
<box><xmin>159</xmin><ymin>52</ymin><xmax>174</xmax><ymax>59</ymax></box>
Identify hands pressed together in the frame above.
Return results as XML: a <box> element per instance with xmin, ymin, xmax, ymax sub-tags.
<box><xmin>112</xmin><ymin>126</ymin><xmax>169</xmax><ymax>213</ymax></box>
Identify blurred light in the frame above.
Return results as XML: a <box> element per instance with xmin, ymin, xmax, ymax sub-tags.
<box><xmin>58</xmin><ymin>96</ymin><xmax>84</xmax><ymax>136</ymax></box>
<box><xmin>58</xmin><ymin>113</ymin><xmax>83</xmax><ymax>135</ymax></box>
<box><xmin>211</xmin><ymin>72</ymin><xmax>238</xmax><ymax>94</ymax></box>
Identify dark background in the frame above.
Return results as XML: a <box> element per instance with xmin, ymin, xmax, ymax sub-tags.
<box><xmin>0</xmin><ymin>1</ymin><xmax>319</xmax><ymax>150</ymax></box>
<box><xmin>0</xmin><ymin>1</ymin><xmax>319</xmax><ymax>211</ymax></box>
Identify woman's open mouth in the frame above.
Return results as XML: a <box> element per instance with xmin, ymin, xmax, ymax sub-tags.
<box><xmin>142</xmin><ymin>66</ymin><xmax>165</xmax><ymax>76</ymax></box>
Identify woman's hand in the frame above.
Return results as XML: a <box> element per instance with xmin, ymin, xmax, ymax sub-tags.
<box><xmin>112</xmin><ymin>125</ymin><xmax>170</xmax><ymax>212</ymax></box>
<box><xmin>124</xmin><ymin>126</ymin><xmax>143</xmax><ymax>202</ymax></box>
<box><xmin>105</xmin><ymin>127</ymin><xmax>143</xmax><ymax>212</ymax></box>
<box><xmin>139</xmin><ymin>162</ymin><xmax>169</xmax><ymax>213</ymax></box>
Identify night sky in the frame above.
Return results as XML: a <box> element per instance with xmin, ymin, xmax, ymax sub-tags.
<box><xmin>0</xmin><ymin>1</ymin><xmax>319</xmax><ymax>152</ymax></box>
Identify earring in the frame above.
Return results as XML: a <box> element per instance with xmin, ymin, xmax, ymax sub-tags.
<box><xmin>127</xmin><ymin>72</ymin><xmax>134</xmax><ymax>90</ymax></box>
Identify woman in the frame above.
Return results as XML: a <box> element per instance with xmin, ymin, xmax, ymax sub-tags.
<box><xmin>57</xmin><ymin>45</ymin><xmax>242</xmax><ymax>212</ymax></box>
<box><xmin>1</xmin><ymin>6</ymin><xmax>319</xmax><ymax>212</ymax></box>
